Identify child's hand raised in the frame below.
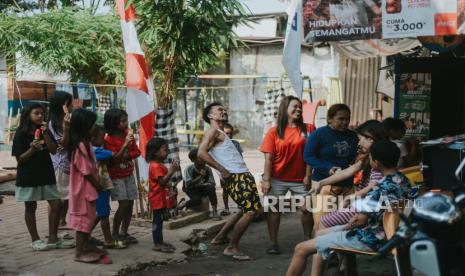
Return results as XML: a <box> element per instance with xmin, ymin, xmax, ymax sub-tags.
<box><xmin>170</xmin><ymin>159</ymin><xmax>180</xmax><ymax>171</ymax></box>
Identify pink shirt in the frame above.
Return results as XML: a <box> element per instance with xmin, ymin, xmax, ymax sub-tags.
<box><xmin>68</xmin><ymin>142</ymin><xmax>98</xmax><ymax>215</ymax></box>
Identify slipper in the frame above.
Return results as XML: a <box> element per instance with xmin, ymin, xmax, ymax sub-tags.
<box><xmin>103</xmin><ymin>240</ymin><xmax>127</xmax><ymax>249</ymax></box>
<box><xmin>98</xmin><ymin>255</ymin><xmax>113</xmax><ymax>265</ymax></box>
<box><xmin>74</xmin><ymin>253</ymin><xmax>100</xmax><ymax>263</ymax></box>
<box><xmin>47</xmin><ymin>239</ymin><xmax>75</xmax><ymax>249</ymax></box>
<box><xmin>119</xmin><ymin>234</ymin><xmax>138</xmax><ymax>244</ymax></box>
<box><xmin>31</xmin><ymin>240</ymin><xmax>49</xmax><ymax>251</ymax></box>
<box><xmin>266</xmin><ymin>244</ymin><xmax>281</xmax><ymax>255</ymax></box>
<box><xmin>232</xmin><ymin>252</ymin><xmax>253</xmax><ymax>261</ymax></box>
<box><xmin>211</xmin><ymin>237</ymin><xmax>230</xmax><ymax>245</ymax></box>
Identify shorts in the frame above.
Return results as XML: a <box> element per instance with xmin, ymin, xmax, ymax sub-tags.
<box><xmin>67</xmin><ymin>200</ymin><xmax>97</xmax><ymax>234</ymax></box>
<box><xmin>110</xmin><ymin>175</ymin><xmax>138</xmax><ymax>201</ymax></box>
<box><xmin>315</xmin><ymin>225</ymin><xmax>372</xmax><ymax>259</ymax></box>
<box><xmin>224</xmin><ymin>172</ymin><xmax>261</xmax><ymax>212</ymax></box>
<box><xmin>15</xmin><ymin>184</ymin><xmax>60</xmax><ymax>202</ymax></box>
<box><xmin>55</xmin><ymin>168</ymin><xmax>70</xmax><ymax>200</ymax></box>
<box><xmin>268</xmin><ymin>178</ymin><xmax>307</xmax><ymax>196</ymax></box>
<box><xmin>96</xmin><ymin>190</ymin><xmax>111</xmax><ymax>217</ymax></box>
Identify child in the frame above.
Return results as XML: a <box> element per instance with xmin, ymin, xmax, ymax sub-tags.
<box><xmin>91</xmin><ymin>125</ymin><xmax>127</xmax><ymax>249</ymax></box>
<box><xmin>67</xmin><ymin>109</ymin><xmax>109</xmax><ymax>263</ymax></box>
<box><xmin>48</xmin><ymin>91</ymin><xmax>73</xmax><ymax>228</ymax></box>
<box><xmin>146</xmin><ymin>138</ymin><xmax>179</xmax><ymax>253</ymax></box>
<box><xmin>180</xmin><ymin>148</ymin><xmax>221</xmax><ymax>220</ymax></box>
<box><xmin>104</xmin><ymin>108</ymin><xmax>141</xmax><ymax>244</ymax></box>
<box><xmin>219</xmin><ymin>123</ymin><xmax>242</xmax><ymax>216</ymax></box>
<box><xmin>12</xmin><ymin>103</ymin><xmax>73</xmax><ymax>251</ymax></box>
<box><xmin>286</xmin><ymin>140</ymin><xmax>412</xmax><ymax>276</ymax></box>
<box><xmin>382</xmin><ymin>117</ymin><xmax>408</xmax><ymax>168</ymax></box>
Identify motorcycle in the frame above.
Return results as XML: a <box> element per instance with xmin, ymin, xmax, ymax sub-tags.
<box><xmin>377</xmin><ymin>158</ymin><xmax>465</xmax><ymax>276</ymax></box>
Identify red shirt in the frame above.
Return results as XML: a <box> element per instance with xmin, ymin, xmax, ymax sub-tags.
<box><xmin>260</xmin><ymin>124</ymin><xmax>315</xmax><ymax>182</ymax></box>
<box><xmin>104</xmin><ymin>133</ymin><xmax>141</xmax><ymax>179</ymax></box>
<box><xmin>148</xmin><ymin>162</ymin><xmax>168</xmax><ymax>210</ymax></box>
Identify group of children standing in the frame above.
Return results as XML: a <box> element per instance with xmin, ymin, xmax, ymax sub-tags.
<box><xmin>12</xmin><ymin>91</ymin><xmax>182</xmax><ymax>263</ymax></box>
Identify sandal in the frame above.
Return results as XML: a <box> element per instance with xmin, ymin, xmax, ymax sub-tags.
<box><xmin>98</xmin><ymin>255</ymin><xmax>113</xmax><ymax>265</ymax></box>
<box><xmin>119</xmin><ymin>233</ymin><xmax>138</xmax><ymax>244</ymax></box>
<box><xmin>74</xmin><ymin>252</ymin><xmax>100</xmax><ymax>263</ymax></box>
<box><xmin>47</xmin><ymin>239</ymin><xmax>75</xmax><ymax>250</ymax></box>
<box><xmin>223</xmin><ymin>250</ymin><xmax>252</xmax><ymax>261</ymax></box>
<box><xmin>103</xmin><ymin>240</ymin><xmax>127</xmax><ymax>249</ymax></box>
<box><xmin>31</xmin><ymin>240</ymin><xmax>49</xmax><ymax>251</ymax></box>
<box><xmin>266</xmin><ymin>244</ymin><xmax>281</xmax><ymax>255</ymax></box>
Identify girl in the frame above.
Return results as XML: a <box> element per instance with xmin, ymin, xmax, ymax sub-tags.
<box><xmin>310</xmin><ymin>120</ymin><xmax>389</xmax><ymax>228</ymax></box>
<box><xmin>260</xmin><ymin>96</ymin><xmax>315</xmax><ymax>254</ymax></box>
<box><xmin>12</xmin><ymin>103</ymin><xmax>73</xmax><ymax>251</ymax></box>
<box><xmin>67</xmin><ymin>109</ymin><xmax>107</xmax><ymax>263</ymax></box>
<box><xmin>48</xmin><ymin>91</ymin><xmax>73</xmax><ymax>227</ymax></box>
<box><xmin>146</xmin><ymin>137</ymin><xmax>179</xmax><ymax>253</ymax></box>
<box><xmin>104</xmin><ymin>108</ymin><xmax>140</xmax><ymax>244</ymax></box>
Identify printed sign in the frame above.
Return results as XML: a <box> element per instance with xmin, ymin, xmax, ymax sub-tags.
<box><xmin>303</xmin><ymin>0</ymin><xmax>382</xmax><ymax>42</ymax></box>
<box><xmin>303</xmin><ymin>0</ymin><xmax>465</xmax><ymax>42</ymax></box>
<box><xmin>398</xmin><ymin>73</ymin><xmax>431</xmax><ymax>140</ymax></box>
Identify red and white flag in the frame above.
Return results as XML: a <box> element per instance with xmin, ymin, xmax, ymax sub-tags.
<box><xmin>115</xmin><ymin>0</ymin><xmax>155</xmax><ymax>158</ymax></box>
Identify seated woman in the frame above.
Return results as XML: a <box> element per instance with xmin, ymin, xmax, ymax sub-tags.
<box><xmin>179</xmin><ymin>148</ymin><xmax>221</xmax><ymax>220</ymax></box>
<box><xmin>310</xmin><ymin>120</ymin><xmax>389</xmax><ymax>229</ymax></box>
<box><xmin>287</xmin><ymin>140</ymin><xmax>413</xmax><ymax>276</ymax></box>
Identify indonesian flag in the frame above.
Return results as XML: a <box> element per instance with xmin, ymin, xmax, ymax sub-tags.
<box><xmin>115</xmin><ymin>0</ymin><xmax>155</xmax><ymax>158</ymax></box>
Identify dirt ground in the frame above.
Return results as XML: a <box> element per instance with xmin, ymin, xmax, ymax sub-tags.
<box><xmin>138</xmin><ymin>213</ymin><xmax>397</xmax><ymax>276</ymax></box>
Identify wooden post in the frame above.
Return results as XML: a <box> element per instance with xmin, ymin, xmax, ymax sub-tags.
<box><xmin>131</xmin><ymin>124</ymin><xmax>146</xmax><ymax>219</ymax></box>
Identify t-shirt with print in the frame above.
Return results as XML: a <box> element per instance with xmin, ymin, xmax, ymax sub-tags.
<box><xmin>12</xmin><ymin>130</ymin><xmax>56</xmax><ymax>187</ymax></box>
<box><xmin>303</xmin><ymin>125</ymin><xmax>358</xmax><ymax>186</ymax></box>
<box><xmin>347</xmin><ymin>172</ymin><xmax>412</xmax><ymax>250</ymax></box>
<box><xmin>260</xmin><ymin>124</ymin><xmax>316</xmax><ymax>182</ymax></box>
<box><xmin>104</xmin><ymin>134</ymin><xmax>141</xmax><ymax>180</ymax></box>
<box><xmin>148</xmin><ymin>162</ymin><xmax>169</xmax><ymax>210</ymax></box>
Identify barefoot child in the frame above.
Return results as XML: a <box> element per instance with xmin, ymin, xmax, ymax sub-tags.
<box><xmin>67</xmin><ymin>109</ymin><xmax>108</xmax><ymax>263</ymax></box>
<box><xmin>146</xmin><ymin>138</ymin><xmax>179</xmax><ymax>253</ymax></box>
<box><xmin>91</xmin><ymin>125</ymin><xmax>127</xmax><ymax>249</ymax></box>
<box><xmin>12</xmin><ymin>103</ymin><xmax>73</xmax><ymax>251</ymax></box>
<box><xmin>103</xmin><ymin>109</ymin><xmax>141</xmax><ymax>244</ymax></box>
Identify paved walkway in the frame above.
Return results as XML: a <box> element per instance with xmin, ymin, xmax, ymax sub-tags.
<box><xmin>0</xmin><ymin>150</ymin><xmax>266</xmax><ymax>275</ymax></box>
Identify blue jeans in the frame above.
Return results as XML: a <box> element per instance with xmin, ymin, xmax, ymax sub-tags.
<box><xmin>152</xmin><ymin>209</ymin><xmax>164</xmax><ymax>245</ymax></box>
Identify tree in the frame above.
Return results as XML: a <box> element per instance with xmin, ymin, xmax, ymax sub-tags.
<box><xmin>133</xmin><ymin>0</ymin><xmax>248</xmax><ymax>108</ymax></box>
<box><xmin>0</xmin><ymin>9</ymin><xmax>125</xmax><ymax>85</ymax></box>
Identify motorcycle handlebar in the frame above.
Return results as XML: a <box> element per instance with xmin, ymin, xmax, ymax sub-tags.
<box><xmin>377</xmin><ymin>235</ymin><xmax>403</xmax><ymax>258</ymax></box>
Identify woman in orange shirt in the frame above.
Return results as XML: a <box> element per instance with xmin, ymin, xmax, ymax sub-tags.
<box><xmin>260</xmin><ymin>96</ymin><xmax>315</xmax><ymax>255</ymax></box>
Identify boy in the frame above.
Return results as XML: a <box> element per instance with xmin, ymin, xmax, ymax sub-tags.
<box><xmin>220</xmin><ymin>123</ymin><xmax>242</xmax><ymax>216</ymax></box>
<box><xmin>91</xmin><ymin>126</ymin><xmax>127</xmax><ymax>249</ymax></box>
<box><xmin>181</xmin><ymin>148</ymin><xmax>221</xmax><ymax>220</ymax></box>
<box><xmin>382</xmin><ymin>117</ymin><xmax>408</xmax><ymax>168</ymax></box>
<box><xmin>286</xmin><ymin>140</ymin><xmax>412</xmax><ymax>276</ymax></box>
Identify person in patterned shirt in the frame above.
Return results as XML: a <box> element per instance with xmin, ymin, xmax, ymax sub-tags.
<box><xmin>286</xmin><ymin>140</ymin><xmax>415</xmax><ymax>276</ymax></box>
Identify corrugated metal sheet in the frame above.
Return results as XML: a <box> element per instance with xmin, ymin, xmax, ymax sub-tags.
<box><xmin>339</xmin><ymin>57</ymin><xmax>380</xmax><ymax>125</ymax></box>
